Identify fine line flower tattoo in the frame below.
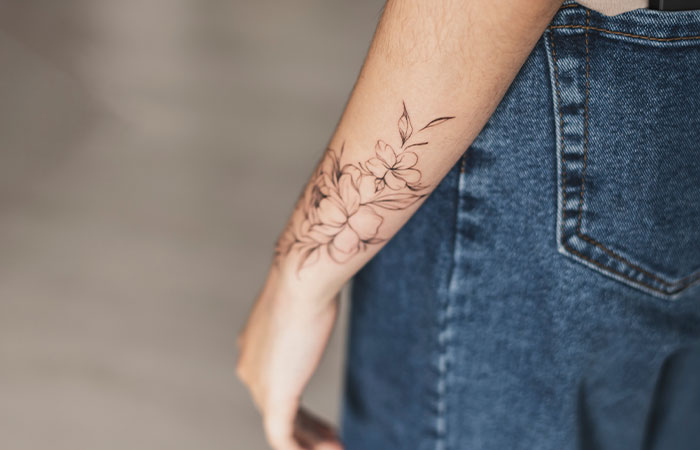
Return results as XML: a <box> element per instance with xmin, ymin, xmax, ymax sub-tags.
<box><xmin>275</xmin><ymin>102</ymin><xmax>454</xmax><ymax>271</ymax></box>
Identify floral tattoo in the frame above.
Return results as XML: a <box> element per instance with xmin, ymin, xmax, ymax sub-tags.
<box><xmin>275</xmin><ymin>102</ymin><xmax>454</xmax><ymax>271</ymax></box>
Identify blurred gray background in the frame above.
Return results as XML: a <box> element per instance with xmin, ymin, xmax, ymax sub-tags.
<box><xmin>0</xmin><ymin>1</ymin><xmax>382</xmax><ymax>448</ymax></box>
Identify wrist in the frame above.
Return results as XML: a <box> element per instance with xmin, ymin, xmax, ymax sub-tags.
<box><xmin>264</xmin><ymin>260</ymin><xmax>343</xmax><ymax>307</ymax></box>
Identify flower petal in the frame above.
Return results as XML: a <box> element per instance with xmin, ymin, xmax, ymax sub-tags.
<box><xmin>328</xmin><ymin>244</ymin><xmax>356</xmax><ymax>263</ymax></box>
<box><xmin>342</xmin><ymin>164</ymin><xmax>361</xmax><ymax>185</ymax></box>
<box><xmin>307</xmin><ymin>223</ymin><xmax>343</xmax><ymax>244</ymax></box>
<box><xmin>328</xmin><ymin>226</ymin><xmax>360</xmax><ymax>262</ymax></box>
<box><xmin>384</xmin><ymin>170</ymin><xmax>407</xmax><ymax>190</ymax></box>
<box><xmin>307</xmin><ymin>206</ymin><xmax>320</xmax><ymax>225</ymax></box>
<box><xmin>337</xmin><ymin>173</ymin><xmax>360</xmax><ymax>215</ymax></box>
<box><xmin>396</xmin><ymin>168</ymin><xmax>421</xmax><ymax>184</ymax></box>
<box><xmin>395</xmin><ymin>151</ymin><xmax>418</xmax><ymax>169</ymax></box>
<box><xmin>299</xmin><ymin>219</ymin><xmax>312</xmax><ymax>235</ymax></box>
<box><xmin>348</xmin><ymin>205</ymin><xmax>383</xmax><ymax>241</ymax></box>
<box><xmin>366</xmin><ymin>158</ymin><xmax>388</xmax><ymax>178</ymax></box>
<box><xmin>320</xmin><ymin>173</ymin><xmax>336</xmax><ymax>192</ymax></box>
<box><xmin>375</xmin><ymin>140</ymin><xmax>397</xmax><ymax>167</ymax></box>
<box><xmin>326</xmin><ymin>188</ymin><xmax>343</xmax><ymax>206</ymax></box>
<box><xmin>358</xmin><ymin>175</ymin><xmax>377</xmax><ymax>203</ymax></box>
<box><xmin>316</xmin><ymin>197</ymin><xmax>347</xmax><ymax>227</ymax></box>
<box><xmin>374</xmin><ymin>178</ymin><xmax>385</xmax><ymax>192</ymax></box>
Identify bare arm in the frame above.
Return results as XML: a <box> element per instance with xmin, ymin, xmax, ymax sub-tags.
<box><xmin>237</xmin><ymin>1</ymin><xmax>563</xmax><ymax>449</ymax></box>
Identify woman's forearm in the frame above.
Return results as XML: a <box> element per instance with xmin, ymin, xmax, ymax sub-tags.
<box><xmin>272</xmin><ymin>0</ymin><xmax>563</xmax><ymax>302</ymax></box>
<box><xmin>239</xmin><ymin>2</ymin><xmax>567</xmax><ymax>447</ymax></box>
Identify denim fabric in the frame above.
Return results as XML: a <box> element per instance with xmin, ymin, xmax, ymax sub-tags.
<box><xmin>341</xmin><ymin>2</ymin><xmax>700</xmax><ymax>449</ymax></box>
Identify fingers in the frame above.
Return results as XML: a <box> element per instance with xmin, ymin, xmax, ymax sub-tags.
<box><xmin>263</xmin><ymin>405</ymin><xmax>344</xmax><ymax>450</ymax></box>
<box><xmin>263</xmin><ymin>400</ymin><xmax>306</xmax><ymax>450</ymax></box>
<box><xmin>293</xmin><ymin>408</ymin><xmax>344</xmax><ymax>450</ymax></box>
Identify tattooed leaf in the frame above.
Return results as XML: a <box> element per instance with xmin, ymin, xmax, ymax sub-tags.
<box><xmin>371</xmin><ymin>192</ymin><xmax>425</xmax><ymax>210</ymax></box>
<box><xmin>297</xmin><ymin>245</ymin><xmax>321</xmax><ymax>271</ymax></box>
<box><xmin>419</xmin><ymin>116</ymin><xmax>455</xmax><ymax>131</ymax></box>
<box><xmin>398</xmin><ymin>102</ymin><xmax>413</xmax><ymax>146</ymax></box>
<box><xmin>404</xmin><ymin>142</ymin><xmax>428</xmax><ymax>151</ymax></box>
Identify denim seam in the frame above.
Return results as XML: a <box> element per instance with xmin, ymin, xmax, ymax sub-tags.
<box><xmin>548</xmin><ymin>17</ymin><xmax>700</xmax><ymax>298</ymax></box>
<box><xmin>550</xmin><ymin>25</ymin><xmax>700</xmax><ymax>42</ymax></box>
<box><xmin>577</xmin><ymin>10</ymin><xmax>591</xmax><ymax>236</ymax></box>
<box><xmin>550</xmin><ymin>29</ymin><xmax>568</xmax><ymax>256</ymax></box>
<box><xmin>434</xmin><ymin>154</ymin><xmax>469</xmax><ymax>450</ymax></box>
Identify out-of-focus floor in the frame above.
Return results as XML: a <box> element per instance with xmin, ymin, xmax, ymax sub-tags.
<box><xmin>0</xmin><ymin>1</ymin><xmax>381</xmax><ymax>448</ymax></box>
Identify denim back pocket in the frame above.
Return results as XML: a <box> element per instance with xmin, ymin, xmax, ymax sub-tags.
<box><xmin>545</xmin><ymin>5</ymin><xmax>700</xmax><ymax>298</ymax></box>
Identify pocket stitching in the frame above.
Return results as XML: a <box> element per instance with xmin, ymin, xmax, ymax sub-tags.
<box><xmin>549</xmin><ymin>18</ymin><xmax>700</xmax><ymax>297</ymax></box>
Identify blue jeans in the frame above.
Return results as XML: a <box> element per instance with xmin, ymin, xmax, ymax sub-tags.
<box><xmin>341</xmin><ymin>2</ymin><xmax>700</xmax><ymax>449</ymax></box>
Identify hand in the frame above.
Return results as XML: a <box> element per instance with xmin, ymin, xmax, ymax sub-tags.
<box><xmin>237</xmin><ymin>270</ymin><xmax>344</xmax><ymax>450</ymax></box>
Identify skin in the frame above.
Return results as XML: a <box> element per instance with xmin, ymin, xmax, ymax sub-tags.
<box><xmin>237</xmin><ymin>1</ymin><xmax>564</xmax><ymax>449</ymax></box>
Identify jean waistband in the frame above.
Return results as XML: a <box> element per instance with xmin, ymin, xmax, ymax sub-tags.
<box><xmin>557</xmin><ymin>0</ymin><xmax>700</xmax><ymax>40</ymax></box>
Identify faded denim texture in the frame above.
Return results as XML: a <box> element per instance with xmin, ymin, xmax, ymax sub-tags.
<box><xmin>341</xmin><ymin>2</ymin><xmax>700</xmax><ymax>449</ymax></box>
